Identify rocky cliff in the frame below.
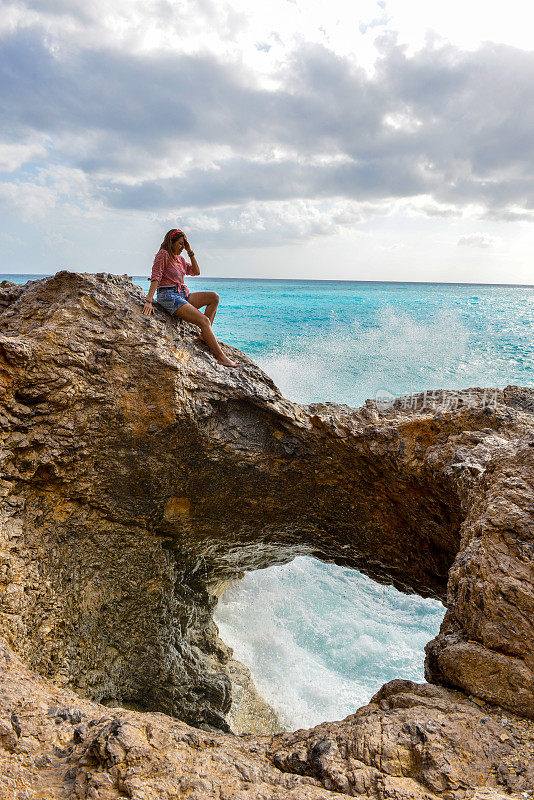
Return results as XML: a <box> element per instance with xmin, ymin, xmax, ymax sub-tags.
<box><xmin>0</xmin><ymin>271</ymin><xmax>532</xmax><ymax>799</ymax></box>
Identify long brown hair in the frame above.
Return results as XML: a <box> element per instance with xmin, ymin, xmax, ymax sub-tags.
<box><xmin>159</xmin><ymin>229</ymin><xmax>183</xmax><ymax>258</ymax></box>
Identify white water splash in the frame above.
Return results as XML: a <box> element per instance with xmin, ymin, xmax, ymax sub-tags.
<box><xmin>256</xmin><ymin>307</ymin><xmax>471</xmax><ymax>406</ymax></box>
<box><xmin>214</xmin><ymin>557</ymin><xmax>444</xmax><ymax>730</ymax></box>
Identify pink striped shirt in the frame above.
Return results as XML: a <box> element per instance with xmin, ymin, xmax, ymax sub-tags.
<box><xmin>151</xmin><ymin>249</ymin><xmax>194</xmax><ymax>292</ymax></box>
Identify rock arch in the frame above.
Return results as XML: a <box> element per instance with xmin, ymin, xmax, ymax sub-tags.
<box><xmin>0</xmin><ymin>272</ymin><xmax>533</xmax><ymax>736</ymax></box>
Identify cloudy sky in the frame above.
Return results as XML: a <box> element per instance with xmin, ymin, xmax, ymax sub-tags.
<box><xmin>1</xmin><ymin>0</ymin><xmax>533</xmax><ymax>283</ymax></box>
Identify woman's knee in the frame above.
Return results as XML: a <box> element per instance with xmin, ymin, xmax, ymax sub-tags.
<box><xmin>198</xmin><ymin>316</ymin><xmax>212</xmax><ymax>330</ymax></box>
<box><xmin>210</xmin><ymin>292</ymin><xmax>220</xmax><ymax>304</ymax></box>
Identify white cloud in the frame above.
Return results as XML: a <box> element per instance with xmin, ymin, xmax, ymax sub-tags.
<box><xmin>0</xmin><ymin>180</ymin><xmax>57</xmax><ymax>219</ymax></box>
<box><xmin>1</xmin><ymin>0</ymin><xmax>534</xmax><ymax>283</ymax></box>
<box><xmin>169</xmin><ymin>198</ymin><xmax>378</xmax><ymax>247</ymax></box>
<box><xmin>385</xmin><ymin>0</ymin><xmax>534</xmax><ymax>55</ymax></box>
<box><xmin>0</xmin><ymin>139</ymin><xmax>48</xmax><ymax>172</ymax></box>
<box><xmin>0</xmin><ymin>164</ymin><xmax>97</xmax><ymax>224</ymax></box>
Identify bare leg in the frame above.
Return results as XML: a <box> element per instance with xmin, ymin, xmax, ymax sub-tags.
<box><xmin>187</xmin><ymin>291</ymin><xmax>219</xmax><ymax>342</ymax></box>
<box><xmin>174</xmin><ymin>302</ymin><xmax>239</xmax><ymax>367</ymax></box>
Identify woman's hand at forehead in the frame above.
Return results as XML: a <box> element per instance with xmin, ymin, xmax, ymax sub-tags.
<box><xmin>173</xmin><ymin>230</ymin><xmax>193</xmax><ymax>257</ymax></box>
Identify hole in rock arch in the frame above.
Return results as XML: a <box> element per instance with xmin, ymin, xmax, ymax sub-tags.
<box><xmin>214</xmin><ymin>556</ymin><xmax>445</xmax><ymax>732</ymax></box>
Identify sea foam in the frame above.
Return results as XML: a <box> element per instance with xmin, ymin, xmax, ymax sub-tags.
<box><xmin>256</xmin><ymin>306</ymin><xmax>470</xmax><ymax>406</ymax></box>
<box><xmin>214</xmin><ymin>557</ymin><xmax>444</xmax><ymax>730</ymax></box>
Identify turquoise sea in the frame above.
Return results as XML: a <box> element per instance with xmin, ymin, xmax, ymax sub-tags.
<box><xmin>5</xmin><ymin>274</ymin><xmax>533</xmax><ymax>730</ymax></box>
<box><xmin>136</xmin><ymin>276</ymin><xmax>533</xmax><ymax>406</ymax></box>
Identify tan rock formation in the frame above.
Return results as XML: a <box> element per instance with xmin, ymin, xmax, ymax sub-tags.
<box><xmin>0</xmin><ymin>638</ymin><xmax>532</xmax><ymax>799</ymax></box>
<box><xmin>0</xmin><ymin>271</ymin><xmax>533</xmax><ymax>798</ymax></box>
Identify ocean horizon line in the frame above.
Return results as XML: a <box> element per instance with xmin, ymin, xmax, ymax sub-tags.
<box><xmin>1</xmin><ymin>273</ymin><xmax>533</xmax><ymax>290</ymax></box>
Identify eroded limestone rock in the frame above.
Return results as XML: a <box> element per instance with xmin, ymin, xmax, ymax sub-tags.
<box><xmin>0</xmin><ymin>271</ymin><xmax>533</xmax><ymax>798</ymax></box>
<box><xmin>0</xmin><ymin>638</ymin><xmax>532</xmax><ymax>800</ymax></box>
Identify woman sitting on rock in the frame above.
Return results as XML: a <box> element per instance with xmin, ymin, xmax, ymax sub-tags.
<box><xmin>143</xmin><ymin>229</ymin><xmax>239</xmax><ymax>367</ymax></box>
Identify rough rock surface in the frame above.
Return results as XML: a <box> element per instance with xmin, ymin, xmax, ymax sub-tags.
<box><xmin>0</xmin><ymin>271</ymin><xmax>533</xmax><ymax>798</ymax></box>
<box><xmin>0</xmin><ymin>638</ymin><xmax>532</xmax><ymax>799</ymax></box>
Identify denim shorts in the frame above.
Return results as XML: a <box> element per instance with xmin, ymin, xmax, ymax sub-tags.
<box><xmin>156</xmin><ymin>286</ymin><xmax>191</xmax><ymax>314</ymax></box>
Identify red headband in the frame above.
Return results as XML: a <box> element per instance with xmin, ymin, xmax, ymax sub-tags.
<box><xmin>171</xmin><ymin>228</ymin><xmax>184</xmax><ymax>238</ymax></box>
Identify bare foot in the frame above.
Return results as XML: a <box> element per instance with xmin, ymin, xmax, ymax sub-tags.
<box><xmin>217</xmin><ymin>355</ymin><xmax>240</xmax><ymax>367</ymax></box>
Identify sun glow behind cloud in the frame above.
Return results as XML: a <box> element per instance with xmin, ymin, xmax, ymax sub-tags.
<box><xmin>0</xmin><ymin>0</ymin><xmax>533</xmax><ymax>282</ymax></box>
